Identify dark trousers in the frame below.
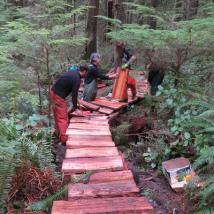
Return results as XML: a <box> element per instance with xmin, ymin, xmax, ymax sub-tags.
<box><xmin>148</xmin><ymin>70</ymin><xmax>164</xmax><ymax>95</ymax></box>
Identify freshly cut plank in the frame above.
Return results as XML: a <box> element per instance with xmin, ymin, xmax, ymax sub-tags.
<box><xmin>65</xmin><ymin>147</ymin><xmax>119</xmax><ymax>158</ymax></box>
<box><xmin>89</xmin><ymin>170</ymin><xmax>134</xmax><ymax>183</ymax></box>
<box><xmin>52</xmin><ymin>197</ymin><xmax>153</xmax><ymax>214</ymax></box>
<box><xmin>68</xmin><ymin>180</ymin><xmax>138</xmax><ymax>199</ymax></box>
<box><xmin>66</xmin><ymin>129</ymin><xmax>111</xmax><ymax>136</ymax></box>
<box><xmin>66</xmin><ymin>140</ymin><xmax>115</xmax><ymax>148</ymax></box>
<box><xmin>98</xmin><ymin>107</ymin><xmax>114</xmax><ymax>115</ymax></box>
<box><xmin>68</xmin><ymin>124</ymin><xmax>109</xmax><ymax>130</ymax></box>
<box><xmin>70</xmin><ymin>120</ymin><xmax>109</xmax><ymax>125</ymax></box>
<box><xmin>112</xmin><ymin>68</ymin><xmax>129</xmax><ymax>101</ymax></box>
<box><xmin>70</xmin><ymin>117</ymin><xmax>109</xmax><ymax>122</ymax></box>
<box><xmin>78</xmin><ymin>99</ymin><xmax>100</xmax><ymax>111</ymax></box>
<box><xmin>92</xmin><ymin>98</ymin><xmax>127</xmax><ymax>110</ymax></box>
<box><xmin>67</xmin><ymin>135</ymin><xmax>112</xmax><ymax>142</ymax></box>
<box><xmin>62</xmin><ymin>156</ymin><xmax>123</xmax><ymax>173</ymax></box>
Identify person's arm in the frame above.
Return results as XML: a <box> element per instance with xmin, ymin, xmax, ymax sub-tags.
<box><xmin>122</xmin><ymin>49</ymin><xmax>137</xmax><ymax>68</ymax></box>
<box><xmin>126</xmin><ymin>54</ymin><xmax>136</xmax><ymax>66</ymax></box>
<box><xmin>92</xmin><ymin>67</ymin><xmax>110</xmax><ymax>80</ymax></box>
<box><xmin>71</xmin><ymin>81</ymin><xmax>80</xmax><ymax>110</ymax></box>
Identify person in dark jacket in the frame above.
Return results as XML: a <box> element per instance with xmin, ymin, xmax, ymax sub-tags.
<box><xmin>83</xmin><ymin>53</ymin><xmax>116</xmax><ymax>102</ymax></box>
<box><xmin>114</xmin><ymin>41</ymin><xmax>137</xmax><ymax>70</ymax></box>
<box><xmin>50</xmin><ymin>65</ymin><xmax>89</xmax><ymax>144</ymax></box>
<box><xmin>146</xmin><ymin>61</ymin><xmax>165</xmax><ymax>95</ymax></box>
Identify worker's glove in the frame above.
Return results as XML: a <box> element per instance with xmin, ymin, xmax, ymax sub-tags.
<box><xmin>121</xmin><ymin>63</ymin><xmax>129</xmax><ymax>69</ymax></box>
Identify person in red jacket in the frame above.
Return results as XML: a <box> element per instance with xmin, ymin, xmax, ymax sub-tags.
<box><xmin>50</xmin><ymin>64</ymin><xmax>89</xmax><ymax>144</ymax></box>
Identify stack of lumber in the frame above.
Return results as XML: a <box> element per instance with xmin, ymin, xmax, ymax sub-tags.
<box><xmin>51</xmin><ymin>114</ymin><xmax>153</xmax><ymax>213</ymax></box>
<box><xmin>76</xmin><ymin>69</ymin><xmax>148</xmax><ymax>116</ymax></box>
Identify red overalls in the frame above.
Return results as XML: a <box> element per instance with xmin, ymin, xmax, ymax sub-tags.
<box><xmin>50</xmin><ymin>90</ymin><xmax>68</xmax><ymax>143</ymax></box>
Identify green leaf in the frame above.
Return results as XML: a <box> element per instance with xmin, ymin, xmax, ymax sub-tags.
<box><xmin>184</xmin><ymin>132</ymin><xmax>191</xmax><ymax>140</ymax></box>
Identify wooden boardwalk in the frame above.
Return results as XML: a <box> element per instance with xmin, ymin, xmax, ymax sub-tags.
<box><xmin>51</xmin><ymin>77</ymin><xmax>153</xmax><ymax>213</ymax></box>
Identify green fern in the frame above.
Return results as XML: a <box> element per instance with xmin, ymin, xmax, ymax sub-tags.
<box><xmin>27</xmin><ymin>185</ymin><xmax>67</xmax><ymax>212</ymax></box>
<box><xmin>195</xmin><ymin>208</ymin><xmax>214</xmax><ymax>214</ymax></box>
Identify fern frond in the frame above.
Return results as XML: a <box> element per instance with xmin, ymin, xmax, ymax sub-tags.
<box><xmin>197</xmin><ymin>110</ymin><xmax>214</xmax><ymax>119</ymax></box>
<box><xmin>194</xmin><ymin>147</ymin><xmax>214</xmax><ymax>170</ymax></box>
<box><xmin>195</xmin><ymin>208</ymin><xmax>214</xmax><ymax>214</ymax></box>
<box><xmin>27</xmin><ymin>185</ymin><xmax>67</xmax><ymax>212</ymax></box>
<box><xmin>96</xmin><ymin>15</ymin><xmax>122</xmax><ymax>26</ymax></box>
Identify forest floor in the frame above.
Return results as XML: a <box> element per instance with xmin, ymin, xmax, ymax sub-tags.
<box><xmin>109</xmin><ymin>103</ymin><xmax>188</xmax><ymax>214</ymax></box>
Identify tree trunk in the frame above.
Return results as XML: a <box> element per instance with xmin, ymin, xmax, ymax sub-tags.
<box><xmin>184</xmin><ymin>0</ymin><xmax>199</xmax><ymax>20</ymax></box>
<box><xmin>84</xmin><ymin>0</ymin><xmax>99</xmax><ymax>59</ymax></box>
<box><xmin>44</xmin><ymin>45</ymin><xmax>51</xmax><ymax>126</ymax></box>
<box><xmin>147</xmin><ymin>0</ymin><xmax>158</xmax><ymax>29</ymax></box>
<box><xmin>113</xmin><ymin>0</ymin><xmax>126</xmax><ymax>24</ymax></box>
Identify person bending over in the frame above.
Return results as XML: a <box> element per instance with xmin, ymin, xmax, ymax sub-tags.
<box><xmin>50</xmin><ymin>64</ymin><xmax>89</xmax><ymax>144</ymax></box>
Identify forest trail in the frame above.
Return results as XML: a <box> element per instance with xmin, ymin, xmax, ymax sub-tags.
<box><xmin>51</xmin><ymin>74</ymin><xmax>153</xmax><ymax>213</ymax></box>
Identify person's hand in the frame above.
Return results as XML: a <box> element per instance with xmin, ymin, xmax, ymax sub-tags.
<box><xmin>108</xmin><ymin>68</ymin><xmax>115</xmax><ymax>75</ymax></box>
<box><xmin>73</xmin><ymin>109</ymin><xmax>83</xmax><ymax>116</ymax></box>
<box><xmin>109</xmin><ymin>74</ymin><xmax>117</xmax><ymax>79</ymax></box>
<box><xmin>121</xmin><ymin>63</ymin><xmax>128</xmax><ymax>69</ymax></box>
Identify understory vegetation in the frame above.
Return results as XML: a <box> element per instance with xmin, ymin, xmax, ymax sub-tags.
<box><xmin>0</xmin><ymin>0</ymin><xmax>213</xmax><ymax>213</ymax></box>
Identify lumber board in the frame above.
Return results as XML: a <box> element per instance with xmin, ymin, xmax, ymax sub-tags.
<box><xmin>70</xmin><ymin>120</ymin><xmax>109</xmax><ymax>125</ymax></box>
<box><xmin>66</xmin><ymin>140</ymin><xmax>115</xmax><ymax>148</ymax></box>
<box><xmin>65</xmin><ymin>147</ymin><xmax>119</xmax><ymax>158</ymax></box>
<box><xmin>70</xmin><ymin>116</ymin><xmax>109</xmax><ymax>122</ymax></box>
<box><xmin>66</xmin><ymin>135</ymin><xmax>114</xmax><ymax>148</ymax></box>
<box><xmin>62</xmin><ymin>156</ymin><xmax>123</xmax><ymax>173</ymax></box>
<box><xmin>68</xmin><ymin>124</ymin><xmax>109</xmax><ymax>130</ymax></box>
<box><xmin>78</xmin><ymin>99</ymin><xmax>100</xmax><ymax>111</ymax></box>
<box><xmin>52</xmin><ymin>197</ymin><xmax>153</xmax><ymax>214</ymax></box>
<box><xmin>68</xmin><ymin>180</ymin><xmax>138</xmax><ymax>199</ymax></box>
<box><xmin>112</xmin><ymin>68</ymin><xmax>129</xmax><ymax>100</ymax></box>
<box><xmin>68</xmin><ymin>135</ymin><xmax>112</xmax><ymax>142</ymax></box>
<box><xmin>66</xmin><ymin>129</ymin><xmax>111</xmax><ymax>136</ymax></box>
<box><xmin>98</xmin><ymin>107</ymin><xmax>115</xmax><ymax>115</ymax></box>
<box><xmin>89</xmin><ymin>170</ymin><xmax>134</xmax><ymax>183</ymax></box>
<box><xmin>92</xmin><ymin>98</ymin><xmax>127</xmax><ymax>110</ymax></box>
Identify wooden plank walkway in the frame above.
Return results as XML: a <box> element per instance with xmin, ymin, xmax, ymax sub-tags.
<box><xmin>51</xmin><ymin>75</ymin><xmax>153</xmax><ymax>213</ymax></box>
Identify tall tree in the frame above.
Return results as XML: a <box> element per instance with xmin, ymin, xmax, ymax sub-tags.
<box><xmin>85</xmin><ymin>0</ymin><xmax>99</xmax><ymax>59</ymax></box>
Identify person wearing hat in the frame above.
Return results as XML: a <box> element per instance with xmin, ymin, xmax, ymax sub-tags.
<box><xmin>50</xmin><ymin>64</ymin><xmax>89</xmax><ymax>144</ymax></box>
<box><xmin>83</xmin><ymin>53</ymin><xmax>116</xmax><ymax>102</ymax></box>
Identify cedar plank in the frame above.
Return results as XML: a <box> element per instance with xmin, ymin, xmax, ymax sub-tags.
<box><xmin>98</xmin><ymin>107</ymin><xmax>115</xmax><ymax>115</ymax></box>
<box><xmin>65</xmin><ymin>147</ymin><xmax>119</xmax><ymax>158</ymax></box>
<box><xmin>112</xmin><ymin>68</ymin><xmax>129</xmax><ymax>100</ymax></box>
<box><xmin>89</xmin><ymin>170</ymin><xmax>133</xmax><ymax>183</ymax></box>
<box><xmin>92</xmin><ymin>99</ymin><xmax>127</xmax><ymax>110</ymax></box>
<box><xmin>66</xmin><ymin>129</ymin><xmax>111</xmax><ymax>136</ymax></box>
<box><xmin>52</xmin><ymin>197</ymin><xmax>153</xmax><ymax>214</ymax></box>
<box><xmin>62</xmin><ymin>156</ymin><xmax>123</xmax><ymax>173</ymax></box>
<box><xmin>78</xmin><ymin>99</ymin><xmax>100</xmax><ymax>111</ymax></box>
<box><xmin>66</xmin><ymin>140</ymin><xmax>115</xmax><ymax>148</ymax></box>
<box><xmin>68</xmin><ymin>180</ymin><xmax>138</xmax><ymax>199</ymax></box>
<box><xmin>68</xmin><ymin>124</ymin><xmax>109</xmax><ymax>130</ymax></box>
<box><xmin>67</xmin><ymin>135</ymin><xmax>112</xmax><ymax>142</ymax></box>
